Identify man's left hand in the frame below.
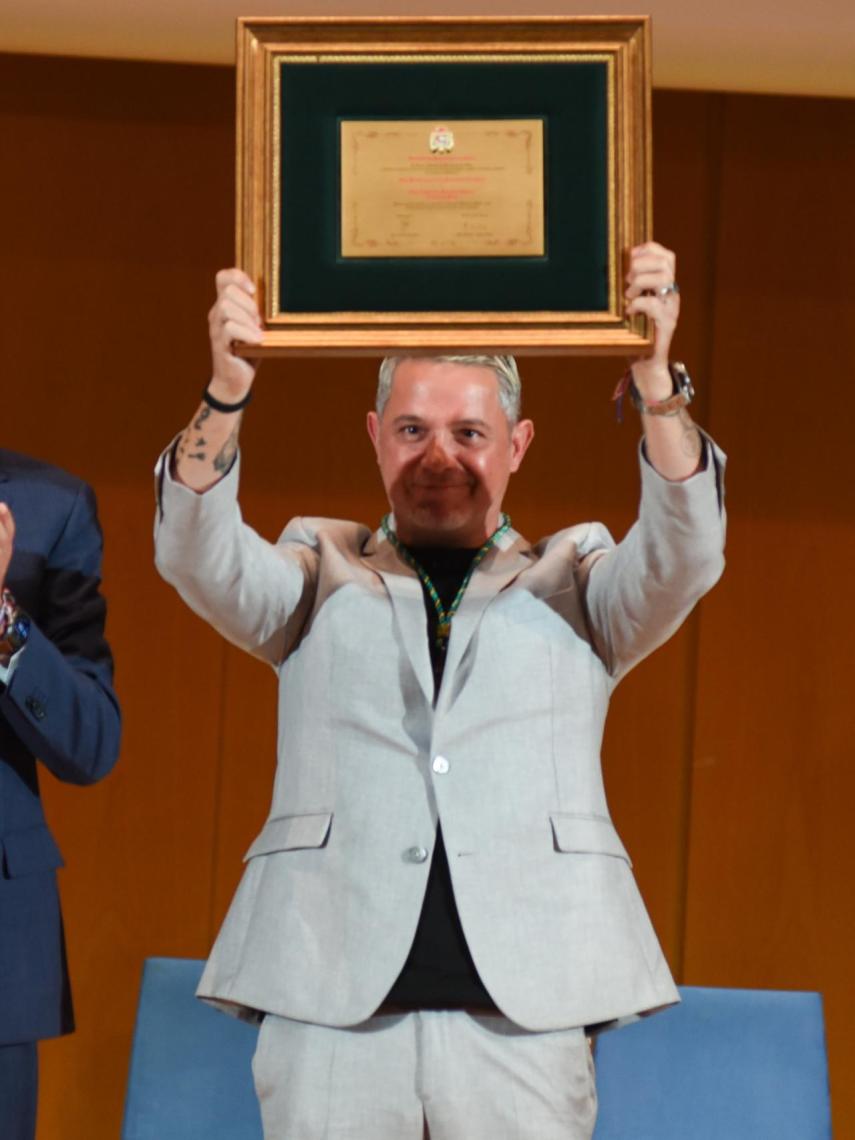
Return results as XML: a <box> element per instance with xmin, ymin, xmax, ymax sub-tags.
<box><xmin>625</xmin><ymin>242</ymin><xmax>681</xmax><ymax>400</ymax></box>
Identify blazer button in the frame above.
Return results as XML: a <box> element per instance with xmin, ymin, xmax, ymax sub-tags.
<box><xmin>25</xmin><ymin>696</ymin><xmax>46</xmax><ymax>721</ymax></box>
<box><xmin>404</xmin><ymin>846</ymin><xmax>429</xmax><ymax>864</ymax></box>
<box><xmin>432</xmin><ymin>755</ymin><xmax>450</xmax><ymax>774</ymax></box>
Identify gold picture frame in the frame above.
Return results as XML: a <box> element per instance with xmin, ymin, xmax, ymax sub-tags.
<box><xmin>235</xmin><ymin>16</ymin><xmax>652</xmax><ymax>356</ymax></box>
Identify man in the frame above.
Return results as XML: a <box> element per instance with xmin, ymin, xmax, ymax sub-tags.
<box><xmin>0</xmin><ymin>457</ymin><xmax>121</xmax><ymax>1140</ymax></box>
<box><xmin>155</xmin><ymin>242</ymin><xmax>725</xmax><ymax>1139</ymax></box>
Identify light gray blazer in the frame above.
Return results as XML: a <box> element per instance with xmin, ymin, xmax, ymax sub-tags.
<box><xmin>154</xmin><ymin>440</ymin><xmax>725</xmax><ymax>1032</ymax></box>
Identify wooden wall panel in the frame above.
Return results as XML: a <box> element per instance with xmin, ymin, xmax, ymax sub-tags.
<box><xmin>0</xmin><ymin>51</ymin><xmax>850</xmax><ymax>1139</ymax></box>
<box><xmin>686</xmin><ymin>93</ymin><xmax>855</xmax><ymax>1130</ymax></box>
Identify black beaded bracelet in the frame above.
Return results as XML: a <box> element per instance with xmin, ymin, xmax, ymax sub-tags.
<box><xmin>201</xmin><ymin>386</ymin><xmax>253</xmax><ymax>414</ymax></box>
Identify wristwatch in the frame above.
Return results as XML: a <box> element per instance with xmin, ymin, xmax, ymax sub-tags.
<box><xmin>631</xmin><ymin>362</ymin><xmax>695</xmax><ymax>417</ymax></box>
<box><xmin>0</xmin><ymin>589</ymin><xmax>31</xmax><ymax>664</ymax></box>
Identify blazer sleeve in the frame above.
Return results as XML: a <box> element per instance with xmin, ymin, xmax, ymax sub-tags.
<box><xmin>579</xmin><ymin>435</ymin><xmax>727</xmax><ymax>681</ymax></box>
<box><xmin>153</xmin><ymin>446</ymin><xmax>317</xmax><ymax>665</ymax></box>
<box><xmin>0</xmin><ymin>481</ymin><xmax>121</xmax><ymax>786</ymax></box>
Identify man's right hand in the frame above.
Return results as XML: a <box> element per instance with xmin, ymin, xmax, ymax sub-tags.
<box><xmin>172</xmin><ymin>269</ymin><xmax>263</xmax><ymax>493</ymax></box>
<box><xmin>207</xmin><ymin>268</ymin><xmax>264</xmax><ymax>403</ymax></box>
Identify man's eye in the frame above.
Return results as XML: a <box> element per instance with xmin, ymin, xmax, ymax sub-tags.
<box><xmin>460</xmin><ymin>428</ymin><xmax>483</xmax><ymax>440</ymax></box>
<box><xmin>401</xmin><ymin>425</ymin><xmax>422</xmax><ymax>437</ymax></box>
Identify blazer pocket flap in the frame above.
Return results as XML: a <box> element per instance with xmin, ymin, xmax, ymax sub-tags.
<box><xmin>2</xmin><ymin>824</ymin><xmax>65</xmax><ymax>878</ymax></box>
<box><xmin>550</xmin><ymin>814</ymin><xmax>631</xmax><ymax>865</ymax></box>
<box><xmin>243</xmin><ymin>812</ymin><xmax>333</xmax><ymax>861</ymax></box>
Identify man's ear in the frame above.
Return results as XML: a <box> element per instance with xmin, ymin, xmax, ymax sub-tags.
<box><xmin>366</xmin><ymin>410</ymin><xmax>380</xmax><ymax>455</ymax></box>
<box><xmin>509</xmin><ymin>418</ymin><xmax>535</xmax><ymax>473</ymax></box>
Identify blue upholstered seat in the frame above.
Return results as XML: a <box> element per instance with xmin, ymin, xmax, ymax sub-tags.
<box><xmin>122</xmin><ymin>958</ymin><xmax>831</xmax><ymax>1139</ymax></box>
<box><xmin>593</xmin><ymin>985</ymin><xmax>831</xmax><ymax>1138</ymax></box>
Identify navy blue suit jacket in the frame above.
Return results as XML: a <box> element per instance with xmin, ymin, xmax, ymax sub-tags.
<box><xmin>0</xmin><ymin>451</ymin><xmax>121</xmax><ymax>1045</ymax></box>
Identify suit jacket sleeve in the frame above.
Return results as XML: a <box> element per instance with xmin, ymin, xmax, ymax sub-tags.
<box><xmin>0</xmin><ymin>481</ymin><xmax>121</xmax><ymax>786</ymax></box>
<box><xmin>153</xmin><ymin>446</ymin><xmax>317</xmax><ymax>665</ymax></box>
<box><xmin>578</xmin><ymin>434</ymin><xmax>726</xmax><ymax>681</ymax></box>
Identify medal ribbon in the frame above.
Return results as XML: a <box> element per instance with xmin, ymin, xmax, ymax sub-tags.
<box><xmin>381</xmin><ymin>514</ymin><xmax>511</xmax><ymax>649</ymax></box>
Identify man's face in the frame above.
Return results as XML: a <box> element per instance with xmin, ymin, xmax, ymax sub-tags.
<box><xmin>366</xmin><ymin>358</ymin><xmax>534</xmax><ymax>548</ymax></box>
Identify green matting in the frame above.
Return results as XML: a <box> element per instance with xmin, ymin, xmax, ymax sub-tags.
<box><xmin>278</xmin><ymin>60</ymin><xmax>609</xmax><ymax>314</ymax></box>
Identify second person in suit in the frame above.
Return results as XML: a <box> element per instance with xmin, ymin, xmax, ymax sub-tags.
<box><xmin>0</xmin><ymin>455</ymin><xmax>121</xmax><ymax>1140</ymax></box>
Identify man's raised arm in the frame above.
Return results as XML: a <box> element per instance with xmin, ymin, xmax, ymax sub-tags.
<box><xmin>624</xmin><ymin>242</ymin><xmax>704</xmax><ymax>482</ymax></box>
<box><xmin>174</xmin><ymin>268</ymin><xmax>263</xmax><ymax>492</ymax></box>
<box><xmin>155</xmin><ymin>269</ymin><xmax>314</xmax><ymax>664</ymax></box>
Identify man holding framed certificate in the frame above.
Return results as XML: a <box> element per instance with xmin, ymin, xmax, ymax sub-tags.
<box><xmin>154</xmin><ymin>241</ymin><xmax>725</xmax><ymax>1138</ymax></box>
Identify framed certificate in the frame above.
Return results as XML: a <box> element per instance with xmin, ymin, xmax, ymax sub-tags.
<box><xmin>235</xmin><ymin>17</ymin><xmax>652</xmax><ymax>355</ymax></box>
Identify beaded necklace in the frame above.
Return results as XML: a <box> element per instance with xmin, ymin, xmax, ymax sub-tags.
<box><xmin>381</xmin><ymin>513</ymin><xmax>511</xmax><ymax>649</ymax></box>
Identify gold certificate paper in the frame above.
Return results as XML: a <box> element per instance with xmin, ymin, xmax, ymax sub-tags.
<box><xmin>340</xmin><ymin>119</ymin><xmax>545</xmax><ymax>259</ymax></box>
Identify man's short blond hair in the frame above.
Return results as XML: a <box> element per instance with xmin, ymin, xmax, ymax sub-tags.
<box><xmin>376</xmin><ymin>356</ymin><xmax>522</xmax><ymax>425</ymax></box>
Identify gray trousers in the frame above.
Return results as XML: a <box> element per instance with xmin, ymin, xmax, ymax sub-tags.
<box><xmin>252</xmin><ymin>1010</ymin><xmax>597</xmax><ymax>1139</ymax></box>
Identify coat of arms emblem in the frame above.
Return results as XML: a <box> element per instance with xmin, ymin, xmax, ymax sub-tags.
<box><xmin>429</xmin><ymin>124</ymin><xmax>455</xmax><ymax>155</ymax></box>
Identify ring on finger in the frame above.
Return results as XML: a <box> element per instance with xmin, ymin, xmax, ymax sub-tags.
<box><xmin>657</xmin><ymin>282</ymin><xmax>680</xmax><ymax>297</ymax></box>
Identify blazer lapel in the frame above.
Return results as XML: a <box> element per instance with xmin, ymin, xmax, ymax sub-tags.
<box><xmin>362</xmin><ymin>523</ymin><xmax>435</xmax><ymax>707</ymax></box>
<box><xmin>363</xmin><ymin>522</ymin><xmax>533</xmax><ymax>711</ymax></box>
<box><xmin>436</xmin><ymin>527</ymin><xmax>532</xmax><ymax>711</ymax></box>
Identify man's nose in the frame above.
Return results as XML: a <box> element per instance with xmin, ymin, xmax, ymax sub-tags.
<box><xmin>422</xmin><ymin>433</ymin><xmax>455</xmax><ymax>468</ymax></box>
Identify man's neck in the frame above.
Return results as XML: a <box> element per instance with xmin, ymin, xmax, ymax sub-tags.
<box><xmin>393</xmin><ymin>513</ymin><xmax>503</xmax><ymax>551</ymax></box>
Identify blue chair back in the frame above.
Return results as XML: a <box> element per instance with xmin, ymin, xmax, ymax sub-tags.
<box><xmin>122</xmin><ymin>957</ymin><xmax>262</xmax><ymax>1140</ymax></box>
<box><xmin>593</xmin><ymin>985</ymin><xmax>831</xmax><ymax>1139</ymax></box>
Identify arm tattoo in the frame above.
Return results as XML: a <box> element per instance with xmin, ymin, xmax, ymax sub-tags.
<box><xmin>192</xmin><ymin>405</ymin><xmax>212</xmax><ymax>431</ymax></box>
<box><xmin>212</xmin><ymin>418</ymin><xmax>242</xmax><ymax>475</ymax></box>
<box><xmin>176</xmin><ymin>427</ymin><xmax>207</xmax><ymax>463</ymax></box>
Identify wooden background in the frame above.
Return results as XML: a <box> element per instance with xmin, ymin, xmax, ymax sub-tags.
<box><xmin>0</xmin><ymin>53</ymin><xmax>852</xmax><ymax>1138</ymax></box>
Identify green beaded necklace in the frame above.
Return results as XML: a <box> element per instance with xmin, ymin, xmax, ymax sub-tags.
<box><xmin>381</xmin><ymin>513</ymin><xmax>511</xmax><ymax>649</ymax></box>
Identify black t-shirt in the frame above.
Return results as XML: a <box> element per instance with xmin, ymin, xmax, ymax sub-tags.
<box><xmin>383</xmin><ymin>545</ymin><xmax>497</xmax><ymax>1011</ymax></box>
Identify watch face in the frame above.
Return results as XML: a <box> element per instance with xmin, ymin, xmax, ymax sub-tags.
<box><xmin>670</xmin><ymin>362</ymin><xmax>695</xmax><ymax>401</ymax></box>
<box><xmin>10</xmin><ymin>614</ymin><xmax>30</xmax><ymax>650</ymax></box>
